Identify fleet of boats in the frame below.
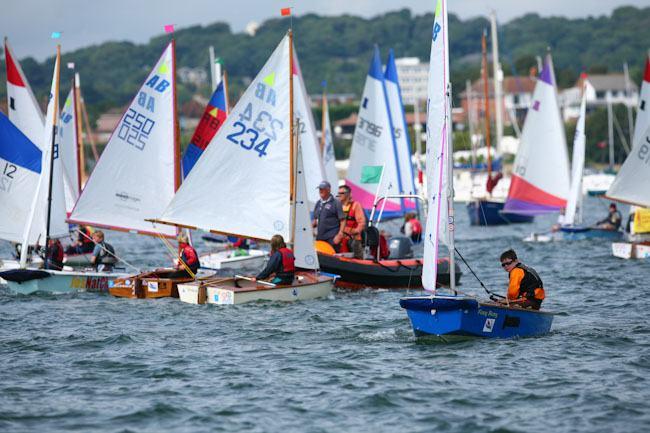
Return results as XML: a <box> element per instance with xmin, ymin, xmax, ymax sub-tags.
<box><xmin>1</xmin><ymin>2</ymin><xmax>648</xmax><ymax>339</ymax></box>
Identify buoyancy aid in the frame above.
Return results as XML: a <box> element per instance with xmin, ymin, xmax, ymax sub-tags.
<box><xmin>278</xmin><ymin>247</ymin><xmax>295</xmax><ymax>272</ymax></box>
<box><xmin>181</xmin><ymin>244</ymin><xmax>199</xmax><ymax>266</ymax></box>
<box><xmin>343</xmin><ymin>201</ymin><xmax>360</xmax><ymax>229</ymax></box>
<box><xmin>515</xmin><ymin>263</ymin><xmax>545</xmax><ymax>300</ymax></box>
<box><xmin>51</xmin><ymin>241</ymin><xmax>64</xmax><ymax>263</ymax></box>
<box><xmin>410</xmin><ymin>219</ymin><xmax>422</xmax><ymax>235</ymax></box>
<box><xmin>80</xmin><ymin>226</ymin><xmax>94</xmax><ymax>246</ymax></box>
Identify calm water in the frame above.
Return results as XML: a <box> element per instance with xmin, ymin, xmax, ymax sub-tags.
<box><xmin>1</xmin><ymin>196</ymin><xmax>649</xmax><ymax>433</ymax></box>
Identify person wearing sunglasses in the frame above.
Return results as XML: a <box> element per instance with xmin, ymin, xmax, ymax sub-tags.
<box><xmin>337</xmin><ymin>185</ymin><xmax>366</xmax><ymax>258</ymax></box>
<box><xmin>499</xmin><ymin>249</ymin><xmax>545</xmax><ymax>310</ymax></box>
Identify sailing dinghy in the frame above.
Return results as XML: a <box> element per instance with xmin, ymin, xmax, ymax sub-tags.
<box><xmin>148</xmin><ymin>32</ymin><xmax>335</xmax><ymax>305</ymax></box>
<box><xmin>400</xmin><ymin>0</ymin><xmax>554</xmax><ymax>339</ymax></box>
<box><xmin>606</xmin><ymin>55</ymin><xmax>650</xmax><ymax>258</ymax></box>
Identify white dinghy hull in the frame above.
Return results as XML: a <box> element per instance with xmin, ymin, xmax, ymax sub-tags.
<box><xmin>2</xmin><ymin>269</ymin><xmax>128</xmax><ymax>295</ymax></box>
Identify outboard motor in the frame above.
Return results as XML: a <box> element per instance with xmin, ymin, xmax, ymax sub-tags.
<box><xmin>388</xmin><ymin>236</ymin><xmax>414</xmax><ymax>259</ymax></box>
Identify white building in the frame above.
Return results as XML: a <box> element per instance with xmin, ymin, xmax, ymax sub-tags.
<box><xmin>178</xmin><ymin>67</ymin><xmax>208</xmax><ymax>87</ymax></box>
<box><xmin>561</xmin><ymin>73</ymin><xmax>639</xmax><ymax>120</ymax></box>
<box><xmin>395</xmin><ymin>57</ymin><xmax>428</xmax><ymax>105</ymax></box>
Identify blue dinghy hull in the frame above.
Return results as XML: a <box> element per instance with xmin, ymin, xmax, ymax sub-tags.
<box><xmin>467</xmin><ymin>200</ymin><xmax>534</xmax><ymax>226</ymax></box>
<box><xmin>559</xmin><ymin>226</ymin><xmax>623</xmax><ymax>241</ymax></box>
<box><xmin>400</xmin><ymin>295</ymin><xmax>553</xmax><ymax>339</ymax></box>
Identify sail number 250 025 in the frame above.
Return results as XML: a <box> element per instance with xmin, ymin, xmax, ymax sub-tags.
<box><xmin>226</xmin><ymin>102</ymin><xmax>284</xmax><ymax>158</ymax></box>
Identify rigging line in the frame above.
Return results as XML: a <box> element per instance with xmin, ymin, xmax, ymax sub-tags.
<box><xmin>453</xmin><ymin>246</ymin><xmax>504</xmax><ymax>299</ymax></box>
<box><xmin>74</xmin><ymin>228</ymin><xmax>140</xmax><ymax>272</ymax></box>
<box><xmin>156</xmin><ymin>232</ymin><xmax>196</xmax><ymax>279</ymax></box>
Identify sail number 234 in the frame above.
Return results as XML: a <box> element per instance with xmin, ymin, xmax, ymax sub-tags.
<box><xmin>226</xmin><ymin>102</ymin><xmax>284</xmax><ymax>158</ymax></box>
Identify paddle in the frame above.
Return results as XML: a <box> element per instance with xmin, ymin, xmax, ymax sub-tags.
<box><xmin>234</xmin><ymin>274</ymin><xmax>277</xmax><ymax>287</ymax></box>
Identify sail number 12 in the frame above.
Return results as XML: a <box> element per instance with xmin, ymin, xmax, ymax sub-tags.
<box><xmin>0</xmin><ymin>162</ymin><xmax>17</xmax><ymax>192</ymax></box>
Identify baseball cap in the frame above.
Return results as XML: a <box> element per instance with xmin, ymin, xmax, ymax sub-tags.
<box><xmin>317</xmin><ymin>180</ymin><xmax>331</xmax><ymax>190</ymax></box>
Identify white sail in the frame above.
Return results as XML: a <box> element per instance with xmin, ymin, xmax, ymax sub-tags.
<box><xmin>294</xmin><ymin>144</ymin><xmax>319</xmax><ymax>269</ymax></box>
<box><xmin>422</xmin><ymin>0</ymin><xmax>451</xmax><ymax>292</ymax></box>
<box><xmin>59</xmin><ymin>88</ymin><xmax>80</xmax><ymax>213</ymax></box>
<box><xmin>564</xmin><ymin>86</ymin><xmax>587</xmax><ymax>226</ymax></box>
<box><xmin>504</xmin><ymin>54</ymin><xmax>570</xmax><ymax>214</ymax></box>
<box><xmin>384</xmin><ymin>49</ymin><xmax>417</xmax><ymax>212</ymax></box>
<box><xmin>69</xmin><ymin>42</ymin><xmax>178</xmax><ymax>237</ymax></box>
<box><xmin>346</xmin><ymin>46</ymin><xmax>402</xmax><ymax>216</ymax></box>
<box><xmin>632</xmin><ymin>57</ymin><xmax>650</xmax><ymax>146</ymax></box>
<box><xmin>321</xmin><ymin>91</ymin><xmax>339</xmax><ymax>187</ymax></box>
<box><xmin>293</xmin><ymin>48</ymin><xmax>325</xmax><ymax>205</ymax></box>
<box><xmin>158</xmin><ymin>35</ymin><xmax>291</xmax><ymax>241</ymax></box>
<box><xmin>4</xmin><ymin>39</ymin><xmax>45</xmax><ymax>149</ymax></box>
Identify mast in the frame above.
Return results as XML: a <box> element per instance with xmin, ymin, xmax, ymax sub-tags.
<box><xmin>607</xmin><ymin>92</ymin><xmax>614</xmax><ymax>170</ymax></box>
<box><xmin>80</xmin><ymin>96</ymin><xmax>99</xmax><ymax>161</ymax></box>
<box><xmin>320</xmin><ymin>86</ymin><xmax>326</xmax><ymax>155</ymax></box>
<box><xmin>447</xmin><ymin>82</ymin><xmax>456</xmax><ymax>292</ymax></box>
<box><xmin>623</xmin><ymin>62</ymin><xmax>634</xmax><ymax>146</ymax></box>
<box><xmin>413</xmin><ymin>99</ymin><xmax>424</xmax><ymax>198</ymax></box>
<box><xmin>466</xmin><ymin>79</ymin><xmax>476</xmax><ymax>168</ymax></box>
<box><xmin>289</xmin><ymin>29</ymin><xmax>296</xmax><ymax>245</ymax></box>
<box><xmin>223</xmin><ymin>70</ymin><xmax>230</xmax><ymax>114</ymax></box>
<box><xmin>490</xmin><ymin>11</ymin><xmax>503</xmax><ymax>156</ymax></box>
<box><xmin>209</xmin><ymin>46</ymin><xmax>217</xmax><ymax>91</ymax></box>
<box><xmin>73</xmin><ymin>73</ymin><xmax>85</xmax><ymax>189</ymax></box>
<box><xmin>44</xmin><ymin>45</ymin><xmax>61</xmax><ymax>269</ymax></box>
<box><xmin>481</xmin><ymin>30</ymin><xmax>493</xmax><ymax>181</ymax></box>
<box><xmin>172</xmin><ymin>38</ymin><xmax>180</xmax><ymax>193</ymax></box>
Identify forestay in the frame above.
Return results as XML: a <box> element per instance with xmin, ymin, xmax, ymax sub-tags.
<box><xmin>293</xmin><ymin>47</ymin><xmax>325</xmax><ymax>205</ymax></box>
<box><xmin>69</xmin><ymin>42</ymin><xmax>178</xmax><ymax>237</ymax></box>
<box><xmin>422</xmin><ymin>0</ymin><xmax>451</xmax><ymax>291</ymax></box>
<box><xmin>4</xmin><ymin>39</ymin><xmax>44</xmax><ymax>149</ymax></box>
<box><xmin>504</xmin><ymin>56</ymin><xmax>570</xmax><ymax>215</ymax></box>
<box><xmin>293</xmin><ymin>144</ymin><xmax>319</xmax><ymax>269</ymax></box>
<box><xmin>158</xmin><ymin>35</ymin><xmax>291</xmax><ymax>241</ymax></box>
<box><xmin>59</xmin><ymin>88</ymin><xmax>80</xmax><ymax>213</ymax></box>
<box><xmin>563</xmin><ymin>85</ymin><xmax>586</xmax><ymax>226</ymax></box>
<box><xmin>321</xmin><ymin>90</ymin><xmax>338</xmax><ymax>188</ymax></box>
<box><xmin>384</xmin><ymin>49</ymin><xmax>417</xmax><ymax>212</ymax></box>
<box><xmin>346</xmin><ymin>47</ymin><xmax>402</xmax><ymax>216</ymax></box>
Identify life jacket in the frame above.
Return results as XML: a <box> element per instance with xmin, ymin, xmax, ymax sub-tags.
<box><xmin>515</xmin><ymin>263</ymin><xmax>545</xmax><ymax>301</ymax></box>
<box><xmin>343</xmin><ymin>201</ymin><xmax>360</xmax><ymax>230</ymax></box>
<box><xmin>51</xmin><ymin>241</ymin><xmax>64</xmax><ymax>263</ymax></box>
<box><xmin>410</xmin><ymin>219</ymin><xmax>422</xmax><ymax>235</ymax></box>
<box><xmin>80</xmin><ymin>227</ymin><xmax>94</xmax><ymax>245</ymax></box>
<box><xmin>96</xmin><ymin>242</ymin><xmax>115</xmax><ymax>262</ymax></box>
<box><xmin>181</xmin><ymin>244</ymin><xmax>199</xmax><ymax>266</ymax></box>
<box><xmin>278</xmin><ymin>247</ymin><xmax>295</xmax><ymax>273</ymax></box>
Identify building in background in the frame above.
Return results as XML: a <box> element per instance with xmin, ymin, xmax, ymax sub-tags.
<box><xmin>394</xmin><ymin>57</ymin><xmax>429</xmax><ymax>105</ymax></box>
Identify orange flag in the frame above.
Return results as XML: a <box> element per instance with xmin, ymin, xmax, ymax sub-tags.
<box><xmin>281</xmin><ymin>7</ymin><xmax>291</xmax><ymax>16</ymax></box>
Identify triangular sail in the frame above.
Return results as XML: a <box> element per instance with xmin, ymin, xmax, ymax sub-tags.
<box><xmin>157</xmin><ymin>35</ymin><xmax>291</xmax><ymax>241</ymax></box>
<box><xmin>294</xmin><ymin>144</ymin><xmax>319</xmax><ymax>269</ymax></box>
<box><xmin>293</xmin><ymin>47</ymin><xmax>325</xmax><ymax>205</ymax></box>
<box><xmin>422</xmin><ymin>0</ymin><xmax>451</xmax><ymax>292</ymax></box>
<box><xmin>59</xmin><ymin>87</ymin><xmax>81</xmax><ymax>213</ymax></box>
<box><xmin>346</xmin><ymin>47</ymin><xmax>402</xmax><ymax>217</ymax></box>
<box><xmin>384</xmin><ymin>49</ymin><xmax>417</xmax><ymax>212</ymax></box>
<box><xmin>69</xmin><ymin>42</ymin><xmax>178</xmax><ymax>237</ymax></box>
<box><xmin>606</xmin><ymin>57</ymin><xmax>650</xmax><ymax>208</ymax></box>
<box><xmin>4</xmin><ymin>39</ymin><xmax>45</xmax><ymax>149</ymax></box>
<box><xmin>321</xmin><ymin>89</ymin><xmax>338</xmax><ymax>187</ymax></box>
<box><xmin>504</xmin><ymin>55</ymin><xmax>570</xmax><ymax>215</ymax></box>
<box><xmin>182</xmin><ymin>78</ymin><xmax>228</xmax><ymax>177</ymax></box>
<box><xmin>0</xmin><ymin>112</ymin><xmax>42</xmax><ymax>243</ymax></box>
<box><xmin>564</xmin><ymin>85</ymin><xmax>587</xmax><ymax>226</ymax></box>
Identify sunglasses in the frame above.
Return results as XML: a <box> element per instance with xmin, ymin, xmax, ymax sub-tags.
<box><xmin>501</xmin><ymin>261</ymin><xmax>514</xmax><ymax>268</ymax></box>
<box><xmin>337</xmin><ymin>192</ymin><xmax>347</xmax><ymax>196</ymax></box>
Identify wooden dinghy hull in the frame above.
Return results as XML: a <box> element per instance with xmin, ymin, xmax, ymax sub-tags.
<box><xmin>109</xmin><ymin>269</ymin><xmax>196</xmax><ymax>299</ymax></box>
<box><xmin>399</xmin><ymin>295</ymin><xmax>554</xmax><ymax>339</ymax></box>
<box><xmin>177</xmin><ymin>271</ymin><xmax>334</xmax><ymax>305</ymax></box>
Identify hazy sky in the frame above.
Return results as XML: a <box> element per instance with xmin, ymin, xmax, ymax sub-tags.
<box><xmin>2</xmin><ymin>0</ymin><xmax>648</xmax><ymax>60</ymax></box>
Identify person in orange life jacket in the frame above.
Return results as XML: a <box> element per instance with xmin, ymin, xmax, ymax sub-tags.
<box><xmin>253</xmin><ymin>234</ymin><xmax>295</xmax><ymax>285</ymax></box>
<box><xmin>499</xmin><ymin>249</ymin><xmax>545</xmax><ymax>310</ymax></box>
<box><xmin>36</xmin><ymin>238</ymin><xmax>64</xmax><ymax>271</ymax></box>
<box><xmin>91</xmin><ymin>231</ymin><xmax>116</xmax><ymax>271</ymax></box>
<box><xmin>174</xmin><ymin>233</ymin><xmax>200</xmax><ymax>277</ymax></box>
<box><xmin>66</xmin><ymin>225</ymin><xmax>95</xmax><ymax>254</ymax></box>
<box><xmin>401</xmin><ymin>212</ymin><xmax>422</xmax><ymax>243</ymax></box>
<box><xmin>337</xmin><ymin>185</ymin><xmax>366</xmax><ymax>258</ymax></box>
<box><xmin>312</xmin><ymin>180</ymin><xmax>346</xmax><ymax>251</ymax></box>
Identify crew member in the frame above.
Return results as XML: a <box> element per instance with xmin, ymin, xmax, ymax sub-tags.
<box><xmin>66</xmin><ymin>225</ymin><xmax>95</xmax><ymax>254</ymax></box>
<box><xmin>254</xmin><ymin>234</ymin><xmax>295</xmax><ymax>285</ymax></box>
<box><xmin>90</xmin><ymin>231</ymin><xmax>116</xmax><ymax>271</ymax></box>
<box><xmin>175</xmin><ymin>233</ymin><xmax>200</xmax><ymax>277</ymax></box>
<box><xmin>401</xmin><ymin>212</ymin><xmax>422</xmax><ymax>243</ymax></box>
<box><xmin>499</xmin><ymin>249</ymin><xmax>545</xmax><ymax>310</ymax></box>
<box><xmin>312</xmin><ymin>180</ymin><xmax>345</xmax><ymax>250</ymax></box>
<box><xmin>39</xmin><ymin>238</ymin><xmax>64</xmax><ymax>271</ymax></box>
<box><xmin>596</xmin><ymin>203</ymin><xmax>622</xmax><ymax>231</ymax></box>
<box><xmin>337</xmin><ymin>185</ymin><xmax>366</xmax><ymax>258</ymax></box>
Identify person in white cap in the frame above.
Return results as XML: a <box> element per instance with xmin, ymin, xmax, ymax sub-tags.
<box><xmin>312</xmin><ymin>180</ymin><xmax>345</xmax><ymax>250</ymax></box>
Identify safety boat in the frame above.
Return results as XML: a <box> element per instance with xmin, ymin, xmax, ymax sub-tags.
<box><xmin>400</xmin><ymin>2</ymin><xmax>554</xmax><ymax>340</ymax></box>
<box><xmin>148</xmin><ymin>32</ymin><xmax>336</xmax><ymax>305</ymax></box>
<box><xmin>316</xmin><ymin>239</ymin><xmax>460</xmax><ymax>289</ymax></box>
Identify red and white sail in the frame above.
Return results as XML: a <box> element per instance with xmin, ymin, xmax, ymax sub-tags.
<box><xmin>69</xmin><ymin>42</ymin><xmax>178</xmax><ymax>236</ymax></box>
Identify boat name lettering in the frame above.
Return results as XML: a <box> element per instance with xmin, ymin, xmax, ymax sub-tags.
<box><xmin>145</xmin><ymin>75</ymin><xmax>170</xmax><ymax>93</ymax></box>
<box><xmin>118</xmin><ymin>108</ymin><xmax>156</xmax><ymax>151</ymax></box>
<box><xmin>115</xmin><ymin>191</ymin><xmax>141</xmax><ymax>203</ymax></box>
<box><xmin>478</xmin><ymin>309</ymin><xmax>498</xmax><ymax>319</ymax></box>
<box><xmin>70</xmin><ymin>276</ymin><xmax>110</xmax><ymax>292</ymax></box>
<box><xmin>137</xmin><ymin>91</ymin><xmax>156</xmax><ymax>113</ymax></box>
<box><xmin>357</xmin><ymin>116</ymin><xmax>382</xmax><ymax>137</ymax></box>
<box><xmin>255</xmin><ymin>82</ymin><xmax>277</xmax><ymax>106</ymax></box>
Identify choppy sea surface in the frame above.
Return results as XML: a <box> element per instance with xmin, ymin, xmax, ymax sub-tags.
<box><xmin>1</xmin><ymin>196</ymin><xmax>649</xmax><ymax>433</ymax></box>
